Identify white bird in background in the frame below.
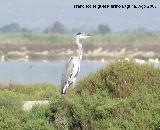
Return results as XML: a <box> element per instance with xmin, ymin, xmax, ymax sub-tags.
<box><xmin>61</xmin><ymin>32</ymin><xmax>92</xmax><ymax>95</ymax></box>
<box><xmin>25</xmin><ymin>55</ymin><xmax>29</xmax><ymax>62</ymax></box>
<box><xmin>1</xmin><ymin>55</ymin><xmax>5</xmax><ymax>62</ymax></box>
<box><xmin>148</xmin><ymin>58</ymin><xmax>159</xmax><ymax>63</ymax></box>
<box><xmin>135</xmin><ymin>58</ymin><xmax>145</xmax><ymax>64</ymax></box>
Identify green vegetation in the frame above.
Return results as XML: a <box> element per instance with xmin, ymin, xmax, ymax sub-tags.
<box><xmin>0</xmin><ymin>33</ymin><xmax>72</xmax><ymax>44</ymax></box>
<box><xmin>0</xmin><ymin>83</ymin><xmax>58</xmax><ymax>100</ymax></box>
<box><xmin>76</xmin><ymin>61</ymin><xmax>160</xmax><ymax>97</ymax></box>
<box><xmin>0</xmin><ymin>32</ymin><xmax>160</xmax><ymax>46</ymax></box>
<box><xmin>0</xmin><ymin>61</ymin><xmax>160</xmax><ymax>130</ymax></box>
<box><xmin>50</xmin><ymin>61</ymin><xmax>160</xmax><ymax>130</ymax></box>
<box><xmin>0</xmin><ymin>84</ymin><xmax>55</xmax><ymax>130</ymax></box>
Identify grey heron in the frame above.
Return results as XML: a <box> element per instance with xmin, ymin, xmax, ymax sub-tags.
<box><xmin>61</xmin><ymin>32</ymin><xmax>92</xmax><ymax>95</ymax></box>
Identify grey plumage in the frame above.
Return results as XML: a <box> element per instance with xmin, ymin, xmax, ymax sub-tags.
<box><xmin>61</xmin><ymin>56</ymin><xmax>80</xmax><ymax>94</ymax></box>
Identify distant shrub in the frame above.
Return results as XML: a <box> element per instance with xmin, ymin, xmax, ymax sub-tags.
<box><xmin>76</xmin><ymin>61</ymin><xmax>160</xmax><ymax>97</ymax></box>
<box><xmin>44</xmin><ymin>21</ymin><xmax>67</xmax><ymax>34</ymax></box>
<box><xmin>97</xmin><ymin>24</ymin><xmax>111</xmax><ymax>34</ymax></box>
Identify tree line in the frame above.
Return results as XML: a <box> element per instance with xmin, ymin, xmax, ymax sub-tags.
<box><xmin>0</xmin><ymin>23</ymin><xmax>32</xmax><ymax>33</ymax></box>
<box><xmin>0</xmin><ymin>21</ymin><xmax>111</xmax><ymax>34</ymax></box>
<box><xmin>0</xmin><ymin>21</ymin><xmax>148</xmax><ymax>34</ymax></box>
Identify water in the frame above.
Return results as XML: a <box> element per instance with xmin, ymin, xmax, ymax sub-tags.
<box><xmin>0</xmin><ymin>61</ymin><xmax>159</xmax><ymax>85</ymax></box>
<box><xmin>0</xmin><ymin>61</ymin><xmax>107</xmax><ymax>84</ymax></box>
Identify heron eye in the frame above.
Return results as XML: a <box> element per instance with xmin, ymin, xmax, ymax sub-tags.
<box><xmin>77</xmin><ymin>32</ymin><xmax>81</xmax><ymax>35</ymax></box>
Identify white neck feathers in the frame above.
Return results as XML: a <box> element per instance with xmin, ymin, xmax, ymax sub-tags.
<box><xmin>75</xmin><ymin>38</ymin><xmax>83</xmax><ymax>60</ymax></box>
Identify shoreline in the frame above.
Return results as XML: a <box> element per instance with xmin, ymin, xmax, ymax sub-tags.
<box><xmin>0</xmin><ymin>40</ymin><xmax>159</xmax><ymax>61</ymax></box>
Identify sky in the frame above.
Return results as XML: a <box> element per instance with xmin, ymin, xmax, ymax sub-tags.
<box><xmin>0</xmin><ymin>0</ymin><xmax>160</xmax><ymax>32</ymax></box>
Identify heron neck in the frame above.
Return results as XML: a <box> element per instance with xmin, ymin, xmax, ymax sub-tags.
<box><xmin>76</xmin><ymin>38</ymin><xmax>83</xmax><ymax>60</ymax></box>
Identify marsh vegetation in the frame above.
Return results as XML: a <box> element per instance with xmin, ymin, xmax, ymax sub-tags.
<box><xmin>0</xmin><ymin>32</ymin><xmax>160</xmax><ymax>61</ymax></box>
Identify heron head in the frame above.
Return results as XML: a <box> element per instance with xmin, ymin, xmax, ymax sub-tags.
<box><xmin>76</xmin><ymin>32</ymin><xmax>92</xmax><ymax>39</ymax></box>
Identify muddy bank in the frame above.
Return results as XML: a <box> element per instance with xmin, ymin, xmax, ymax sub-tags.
<box><xmin>0</xmin><ymin>43</ymin><xmax>159</xmax><ymax>61</ymax></box>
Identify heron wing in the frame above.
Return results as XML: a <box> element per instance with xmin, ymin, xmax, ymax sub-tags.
<box><xmin>61</xmin><ymin>57</ymin><xmax>80</xmax><ymax>87</ymax></box>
